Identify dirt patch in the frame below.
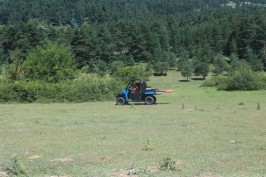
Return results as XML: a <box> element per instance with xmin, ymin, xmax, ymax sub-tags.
<box><xmin>180</xmin><ymin>96</ymin><xmax>191</xmax><ymax>99</ymax></box>
<box><xmin>112</xmin><ymin>167</ymin><xmax>159</xmax><ymax>177</ymax></box>
<box><xmin>29</xmin><ymin>155</ymin><xmax>41</xmax><ymax>159</ymax></box>
<box><xmin>0</xmin><ymin>172</ymin><xmax>8</xmax><ymax>177</ymax></box>
<box><xmin>50</xmin><ymin>157</ymin><xmax>74</xmax><ymax>162</ymax></box>
<box><xmin>97</xmin><ymin>156</ymin><xmax>112</xmax><ymax>162</ymax></box>
<box><xmin>176</xmin><ymin>160</ymin><xmax>186</xmax><ymax>170</ymax></box>
<box><xmin>195</xmin><ymin>172</ymin><xmax>221</xmax><ymax>177</ymax></box>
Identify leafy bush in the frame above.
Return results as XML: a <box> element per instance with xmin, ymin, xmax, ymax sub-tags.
<box><xmin>226</xmin><ymin>63</ymin><xmax>265</xmax><ymax>90</ymax></box>
<box><xmin>59</xmin><ymin>76</ymin><xmax>116</xmax><ymax>102</ymax></box>
<box><xmin>202</xmin><ymin>62</ymin><xmax>266</xmax><ymax>91</ymax></box>
<box><xmin>113</xmin><ymin>66</ymin><xmax>150</xmax><ymax>84</ymax></box>
<box><xmin>0</xmin><ymin>81</ymin><xmax>39</xmax><ymax>102</ymax></box>
<box><xmin>110</xmin><ymin>61</ymin><xmax>124</xmax><ymax>75</ymax></box>
<box><xmin>23</xmin><ymin>40</ymin><xmax>77</xmax><ymax>83</ymax></box>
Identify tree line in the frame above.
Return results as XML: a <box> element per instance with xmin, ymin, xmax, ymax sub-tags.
<box><xmin>1</xmin><ymin>8</ymin><xmax>265</xmax><ymax>73</ymax></box>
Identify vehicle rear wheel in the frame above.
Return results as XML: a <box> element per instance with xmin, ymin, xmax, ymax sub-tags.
<box><xmin>145</xmin><ymin>96</ymin><xmax>155</xmax><ymax>105</ymax></box>
<box><xmin>117</xmin><ymin>97</ymin><xmax>126</xmax><ymax>105</ymax></box>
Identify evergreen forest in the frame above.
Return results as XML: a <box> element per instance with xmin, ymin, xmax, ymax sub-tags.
<box><xmin>0</xmin><ymin>0</ymin><xmax>266</xmax><ymax>102</ymax></box>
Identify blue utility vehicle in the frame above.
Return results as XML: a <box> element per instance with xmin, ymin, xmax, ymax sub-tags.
<box><xmin>116</xmin><ymin>79</ymin><xmax>162</xmax><ymax>105</ymax></box>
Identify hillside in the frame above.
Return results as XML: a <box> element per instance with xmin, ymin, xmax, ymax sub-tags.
<box><xmin>0</xmin><ymin>0</ymin><xmax>265</xmax><ymax>25</ymax></box>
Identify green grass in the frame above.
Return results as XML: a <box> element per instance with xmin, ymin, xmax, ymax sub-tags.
<box><xmin>0</xmin><ymin>71</ymin><xmax>266</xmax><ymax>177</ymax></box>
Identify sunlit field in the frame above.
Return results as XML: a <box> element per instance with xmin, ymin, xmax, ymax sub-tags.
<box><xmin>0</xmin><ymin>71</ymin><xmax>265</xmax><ymax>177</ymax></box>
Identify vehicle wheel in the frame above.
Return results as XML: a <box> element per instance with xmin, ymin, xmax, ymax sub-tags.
<box><xmin>153</xmin><ymin>96</ymin><xmax>156</xmax><ymax>104</ymax></box>
<box><xmin>117</xmin><ymin>97</ymin><xmax>126</xmax><ymax>105</ymax></box>
<box><xmin>145</xmin><ymin>96</ymin><xmax>155</xmax><ymax>105</ymax></box>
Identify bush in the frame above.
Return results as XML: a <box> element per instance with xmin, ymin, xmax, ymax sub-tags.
<box><xmin>113</xmin><ymin>66</ymin><xmax>150</xmax><ymax>84</ymax></box>
<box><xmin>201</xmin><ymin>75</ymin><xmax>228</xmax><ymax>90</ymax></box>
<box><xmin>59</xmin><ymin>76</ymin><xmax>116</xmax><ymax>102</ymax></box>
<box><xmin>0</xmin><ymin>77</ymin><xmax>117</xmax><ymax>103</ymax></box>
<box><xmin>110</xmin><ymin>61</ymin><xmax>124</xmax><ymax>75</ymax></box>
<box><xmin>0</xmin><ymin>81</ymin><xmax>39</xmax><ymax>102</ymax></box>
<box><xmin>23</xmin><ymin>40</ymin><xmax>77</xmax><ymax>83</ymax></box>
<box><xmin>226</xmin><ymin>63</ymin><xmax>265</xmax><ymax>90</ymax></box>
<box><xmin>202</xmin><ymin>62</ymin><xmax>266</xmax><ymax>91</ymax></box>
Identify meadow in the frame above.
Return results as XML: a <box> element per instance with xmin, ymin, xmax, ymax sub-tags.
<box><xmin>0</xmin><ymin>71</ymin><xmax>265</xmax><ymax>177</ymax></box>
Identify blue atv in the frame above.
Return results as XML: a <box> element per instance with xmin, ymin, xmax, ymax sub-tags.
<box><xmin>116</xmin><ymin>79</ymin><xmax>161</xmax><ymax>105</ymax></box>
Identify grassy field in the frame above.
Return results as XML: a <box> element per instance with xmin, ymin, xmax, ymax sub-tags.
<box><xmin>0</xmin><ymin>71</ymin><xmax>266</xmax><ymax>177</ymax></box>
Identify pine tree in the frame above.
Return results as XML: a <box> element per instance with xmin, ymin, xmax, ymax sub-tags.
<box><xmin>243</xmin><ymin>46</ymin><xmax>263</xmax><ymax>71</ymax></box>
<box><xmin>180</xmin><ymin>60</ymin><xmax>193</xmax><ymax>81</ymax></box>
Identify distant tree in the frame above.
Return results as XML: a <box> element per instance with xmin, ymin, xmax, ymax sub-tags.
<box><xmin>113</xmin><ymin>66</ymin><xmax>150</xmax><ymax>84</ymax></box>
<box><xmin>153</xmin><ymin>62</ymin><xmax>169</xmax><ymax>76</ymax></box>
<box><xmin>24</xmin><ymin>41</ymin><xmax>77</xmax><ymax>83</ymax></box>
<box><xmin>166</xmin><ymin>52</ymin><xmax>178</xmax><ymax>68</ymax></box>
<box><xmin>180</xmin><ymin>60</ymin><xmax>193</xmax><ymax>81</ymax></box>
<box><xmin>243</xmin><ymin>46</ymin><xmax>263</xmax><ymax>71</ymax></box>
<box><xmin>212</xmin><ymin>53</ymin><xmax>229</xmax><ymax>75</ymax></box>
<box><xmin>95</xmin><ymin>60</ymin><xmax>108</xmax><ymax>77</ymax></box>
<box><xmin>177</xmin><ymin>50</ymin><xmax>190</xmax><ymax>70</ymax></box>
<box><xmin>7</xmin><ymin>49</ymin><xmax>25</xmax><ymax>81</ymax></box>
<box><xmin>118</xmin><ymin>54</ymin><xmax>135</xmax><ymax>66</ymax></box>
<box><xmin>110</xmin><ymin>61</ymin><xmax>124</xmax><ymax>75</ymax></box>
<box><xmin>193</xmin><ymin>57</ymin><xmax>209</xmax><ymax>79</ymax></box>
<box><xmin>0</xmin><ymin>21</ymin><xmax>45</xmax><ymax>64</ymax></box>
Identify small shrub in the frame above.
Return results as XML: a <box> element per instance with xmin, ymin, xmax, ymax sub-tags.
<box><xmin>142</xmin><ymin>138</ymin><xmax>153</xmax><ymax>151</ymax></box>
<box><xmin>3</xmin><ymin>157</ymin><xmax>28</xmax><ymax>176</ymax></box>
<box><xmin>160</xmin><ymin>157</ymin><xmax>177</xmax><ymax>171</ymax></box>
<box><xmin>257</xmin><ymin>103</ymin><xmax>261</xmax><ymax>110</ymax></box>
<box><xmin>238</xmin><ymin>102</ymin><xmax>245</xmax><ymax>106</ymax></box>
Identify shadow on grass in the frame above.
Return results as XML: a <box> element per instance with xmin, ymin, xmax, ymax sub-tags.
<box><xmin>179</xmin><ymin>79</ymin><xmax>190</xmax><ymax>82</ymax></box>
<box><xmin>116</xmin><ymin>102</ymin><xmax>170</xmax><ymax>106</ymax></box>
<box><xmin>191</xmin><ymin>77</ymin><xmax>205</xmax><ymax>81</ymax></box>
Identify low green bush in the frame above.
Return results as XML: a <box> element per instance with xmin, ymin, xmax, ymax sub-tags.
<box><xmin>59</xmin><ymin>76</ymin><xmax>117</xmax><ymax>102</ymax></box>
<box><xmin>202</xmin><ymin>63</ymin><xmax>266</xmax><ymax>91</ymax></box>
<box><xmin>0</xmin><ymin>81</ymin><xmax>39</xmax><ymax>102</ymax></box>
<box><xmin>0</xmin><ymin>76</ymin><xmax>118</xmax><ymax>103</ymax></box>
<box><xmin>225</xmin><ymin>64</ymin><xmax>265</xmax><ymax>91</ymax></box>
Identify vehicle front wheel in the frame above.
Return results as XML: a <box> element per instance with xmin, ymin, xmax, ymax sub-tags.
<box><xmin>145</xmin><ymin>96</ymin><xmax>155</xmax><ymax>105</ymax></box>
<box><xmin>117</xmin><ymin>97</ymin><xmax>126</xmax><ymax>105</ymax></box>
